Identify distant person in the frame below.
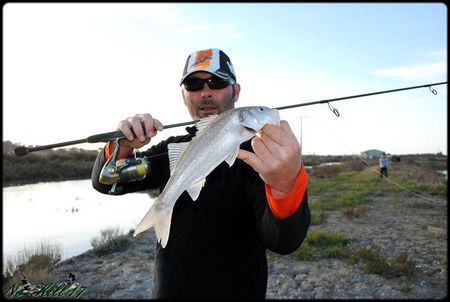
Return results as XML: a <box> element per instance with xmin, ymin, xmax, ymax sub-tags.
<box><xmin>91</xmin><ymin>48</ymin><xmax>310</xmax><ymax>298</ymax></box>
<box><xmin>379</xmin><ymin>152</ymin><xmax>389</xmax><ymax>178</ymax></box>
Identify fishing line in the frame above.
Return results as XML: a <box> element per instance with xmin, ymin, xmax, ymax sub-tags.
<box><xmin>305</xmin><ymin>115</ymin><xmax>446</xmax><ymax>205</ymax></box>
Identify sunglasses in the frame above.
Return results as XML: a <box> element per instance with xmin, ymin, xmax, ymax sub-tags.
<box><xmin>183</xmin><ymin>76</ymin><xmax>234</xmax><ymax>92</ymax></box>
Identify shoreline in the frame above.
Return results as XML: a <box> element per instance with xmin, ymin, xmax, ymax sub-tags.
<box><xmin>47</xmin><ymin>190</ymin><xmax>447</xmax><ymax>299</ymax></box>
<box><xmin>2</xmin><ymin>177</ymin><xmax>91</xmax><ymax>188</ymax></box>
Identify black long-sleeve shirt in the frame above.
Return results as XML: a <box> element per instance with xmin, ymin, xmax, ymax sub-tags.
<box><xmin>91</xmin><ymin>126</ymin><xmax>310</xmax><ymax>299</ymax></box>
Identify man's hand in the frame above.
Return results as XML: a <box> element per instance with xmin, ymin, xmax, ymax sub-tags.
<box><xmin>116</xmin><ymin>113</ymin><xmax>163</xmax><ymax>158</ymax></box>
<box><xmin>237</xmin><ymin>121</ymin><xmax>302</xmax><ymax>199</ymax></box>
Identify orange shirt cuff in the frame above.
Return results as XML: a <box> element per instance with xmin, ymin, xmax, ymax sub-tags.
<box><xmin>265</xmin><ymin>162</ymin><xmax>308</xmax><ymax>219</ymax></box>
<box><xmin>104</xmin><ymin>141</ymin><xmax>133</xmax><ymax>161</ymax></box>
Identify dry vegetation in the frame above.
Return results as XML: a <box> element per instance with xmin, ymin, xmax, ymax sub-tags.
<box><xmin>269</xmin><ymin>153</ymin><xmax>446</xmax><ymax>279</ymax></box>
<box><xmin>3</xmin><ymin>143</ymin><xmax>446</xmax><ymax>296</ymax></box>
<box><xmin>3</xmin><ymin>141</ymin><xmax>99</xmax><ymax>186</ymax></box>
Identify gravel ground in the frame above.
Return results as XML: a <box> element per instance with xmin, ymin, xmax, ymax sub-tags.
<box><xmin>52</xmin><ymin>191</ymin><xmax>447</xmax><ymax>299</ymax></box>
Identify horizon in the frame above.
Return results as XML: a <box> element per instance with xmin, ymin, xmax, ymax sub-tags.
<box><xmin>3</xmin><ymin>140</ymin><xmax>447</xmax><ymax>157</ymax></box>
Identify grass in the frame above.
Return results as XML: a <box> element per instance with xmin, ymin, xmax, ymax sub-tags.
<box><xmin>385</xmin><ymin>158</ymin><xmax>447</xmax><ymax>196</ymax></box>
<box><xmin>350</xmin><ymin>245</ymin><xmax>416</xmax><ymax>278</ymax></box>
<box><xmin>91</xmin><ymin>226</ymin><xmax>130</xmax><ymax>256</ymax></box>
<box><xmin>268</xmin><ymin>229</ymin><xmax>356</xmax><ymax>261</ymax></box>
<box><xmin>2</xmin><ymin>241</ymin><xmax>62</xmax><ymax>296</ymax></box>
<box><xmin>293</xmin><ymin>229</ymin><xmax>356</xmax><ymax>260</ymax></box>
<box><xmin>397</xmin><ymin>282</ymin><xmax>414</xmax><ymax>293</ymax></box>
<box><xmin>3</xmin><ymin>142</ymin><xmax>99</xmax><ymax>186</ymax></box>
<box><xmin>4</xmin><ymin>154</ymin><xmax>445</xmax><ymax>289</ymax></box>
<box><xmin>340</xmin><ymin>205</ymin><xmax>368</xmax><ymax>218</ymax></box>
<box><xmin>426</xmin><ymin>226</ymin><xmax>447</xmax><ymax>239</ymax></box>
<box><xmin>268</xmin><ymin>230</ymin><xmax>417</xmax><ymax>279</ymax></box>
<box><xmin>310</xmin><ymin>210</ymin><xmax>328</xmax><ymax>225</ymax></box>
<box><xmin>2</xmin><ymin>225</ymin><xmax>130</xmax><ymax>296</ymax></box>
<box><xmin>267</xmin><ymin>155</ymin><xmax>446</xmax><ymax>279</ymax></box>
<box><xmin>308</xmin><ymin>156</ymin><xmax>446</xmax><ymax>216</ymax></box>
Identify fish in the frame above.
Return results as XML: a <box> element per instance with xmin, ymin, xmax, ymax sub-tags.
<box><xmin>133</xmin><ymin>106</ymin><xmax>281</xmax><ymax>247</ymax></box>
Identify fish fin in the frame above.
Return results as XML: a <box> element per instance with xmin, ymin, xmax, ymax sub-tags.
<box><xmin>225</xmin><ymin>147</ymin><xmax>240</xmax><ymax>167</ymax></box>
<box><xmin>195</xmin><ymin>114</ymin><xmax>218</xmax><ymax>135</ymax></box>
<box><xmin>167</xmin><ymin>142</ymin><xmax>190</xmax><ymax>175</ymax></box>
<box><xmin>186</xmin><ymin>178</ymin><xmax>206</xmax><ymax>201</ymax></box>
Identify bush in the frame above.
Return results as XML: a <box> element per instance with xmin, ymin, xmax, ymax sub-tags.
<box><xmin>3</xmin><ymin>241</ymin><xmax>62</xmax><ymax>296</ymax></box>
<box><xmin>91</xmin><ymin>226</ymin><xmax>130</xmax><ymax>256</ymax></box>
<box><xmin>290</xmin><ymin>229</ymin><xmax>355</xmax><ymax>261</ymax></box>
<box><xmin>351</xmin><ymin>245</ymin><xmax>416</xmax><ymax>278</ymax></box>
<box><xmin>340</xmin><ymin>205</ymin><xmax>368</xmax><ymax>218</ymax></box>
<box><xmin>3</xmin><ymin>142</ymin><xmax>99</xmax><ymax>186</ymax></box>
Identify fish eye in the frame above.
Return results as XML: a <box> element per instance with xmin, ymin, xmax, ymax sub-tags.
<box><xmin>259</xmin><ymin>107</ymin><xmax>264</xmax><ymax>111</ymax></box>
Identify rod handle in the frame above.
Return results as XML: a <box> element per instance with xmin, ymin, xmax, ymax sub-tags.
<box><xmin>14</xmin><ymin>146</ymin><xmax>30</xmax><ymax>157</ymax></box>
<box><xmin>86</xmin><ymin>131</ymin><xmax>125</xmax><ymax>143</ymax></box>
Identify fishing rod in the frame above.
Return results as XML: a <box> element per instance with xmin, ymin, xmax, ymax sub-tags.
<box><xmin>14</xmin><ymin>81</ymin><xmax>447</xmax><ymax>157</ymax></box>
<box><xmin>14</xmin><ymin>120</ymin><xmax>195</xmax><ymax>157</ymax></box>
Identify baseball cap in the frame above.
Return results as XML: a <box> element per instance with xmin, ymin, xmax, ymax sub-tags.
<box><xmin>180</xmin><ymin>48</ymin><xmax>236</xmax><ymax>85</ymax></box>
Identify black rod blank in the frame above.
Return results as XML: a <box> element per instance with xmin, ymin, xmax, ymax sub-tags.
<box><xmin>14</xmin><ymin>120</ymin><xmax>196</xmax><ymax>157</ymax></box>
<box><xmin>14</xmin><ymin>81</ymin><xmax>447</xmax><ymax>156</ymax></box>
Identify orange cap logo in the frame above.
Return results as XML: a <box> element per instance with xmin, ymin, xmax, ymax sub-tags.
<box><xmin>192</xmin><ymin>49</ymin><xmax>212</xmax><ymax>70</ymax></box>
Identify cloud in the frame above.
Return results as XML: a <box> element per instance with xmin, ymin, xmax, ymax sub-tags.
<box><xmin>373</xmin><ymin>61</ymin><xmax>447</xmax><ymax>80</ymax></box>
<box><xmin>174</xmin><ymin>22</ymin><xmax>247</xmax><ymax>38</ymax></box>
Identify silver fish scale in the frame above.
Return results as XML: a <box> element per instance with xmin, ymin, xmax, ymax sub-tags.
<box><xmin>134</xmin><ymin>106</ymin><xmax>279</xmax><ymax>247</ymax></box>
<box><xmin>164</xmin><ymin>109</ymin><xmax>253</xmax><ymax>203</ymax></box>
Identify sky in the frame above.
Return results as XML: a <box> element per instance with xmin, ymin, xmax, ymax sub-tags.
<box><xmin>3</xmin><ymin>3</ymin><xmax>447</xmax><ymax>155</ymax></box>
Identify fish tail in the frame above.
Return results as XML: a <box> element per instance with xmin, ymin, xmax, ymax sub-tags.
<box><xmin>154</xmin><ymin>206</ymin><xmax>174</xmax><ymax>248</ymax></box>
<box><xmin>133</xmin><ymin>196</ymin><xmax>174</xmax><ymax>248</ymax></box>
<box><xmin>133</xmin><ymin>196</ymin><xmax>161</xmax><ymax>237</ymax></box>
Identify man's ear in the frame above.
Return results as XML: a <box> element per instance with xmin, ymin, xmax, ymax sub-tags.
<box><xmin>232</xmin><ymin>83</ymin><xmax>241</xmax><ymax>103</ymax></box>
<box><xmin>181</xmin><ymin>88</ymin><xmax>188</xmax><ymax>106</ymax></box>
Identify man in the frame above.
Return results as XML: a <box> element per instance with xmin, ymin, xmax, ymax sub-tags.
<box><xmin>91</xmin><ymin>48</ymin><xmax>310</xmax><ymax>298</ymax></box>
<box><xmin>379</xmin><ymin>152</ymin><xmax>389</xmax><ymax>178</ymax></box>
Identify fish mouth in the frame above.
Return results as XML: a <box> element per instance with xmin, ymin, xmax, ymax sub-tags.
<box><xmin>243</xmin><ymin>126</ymin><xmax>257</xmax><ymax>134</ymax></box>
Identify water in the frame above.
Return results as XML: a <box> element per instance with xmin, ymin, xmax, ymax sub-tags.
<box><xmin>437</xmin><ymin>170</ymin><xmax>447</xmax><ymax>180</ymax></box>
<box><xmin>3</xmin><ymin>179</ymin><xmax>154</xmax><ymax>267</ymax></box>
<box><xmin>319</xmin><ymin>162</ymin><xmax>342</xmax><ymax>166</ymax></box>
